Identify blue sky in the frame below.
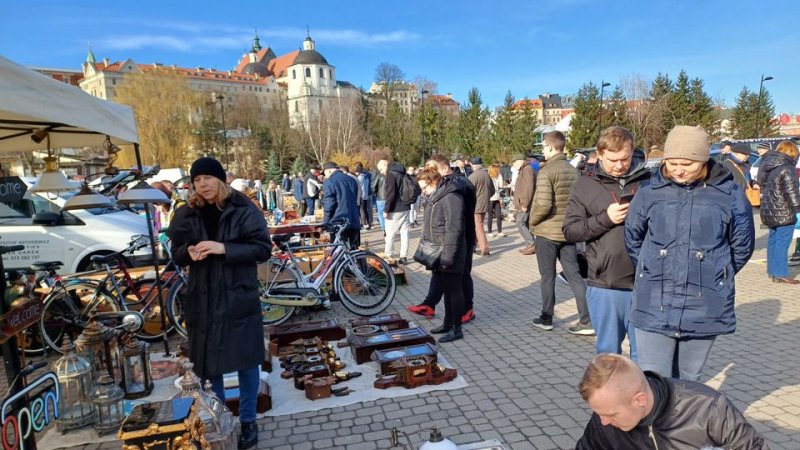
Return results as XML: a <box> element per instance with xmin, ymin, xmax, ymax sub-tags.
<box><xmin>3</xmin><ymin>0</ymin><xmax>798</xmax><ymax>113</ymax></box>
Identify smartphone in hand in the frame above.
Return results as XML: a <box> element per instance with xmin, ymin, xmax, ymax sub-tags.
<box><xmin>619</xmin><ymin>193</ymin><xmax>635</xmax><ymax>204</ymax></box>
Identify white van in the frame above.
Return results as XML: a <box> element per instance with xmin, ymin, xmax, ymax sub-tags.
<box><xmin>0</xmin><ymin>187</ymin><xmax>151</xmax><ymax>273</ymax></box>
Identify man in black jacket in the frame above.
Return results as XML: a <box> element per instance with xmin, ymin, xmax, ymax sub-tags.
<box><xmin>564</xmin><ymin>126</ymin><xmax>650</xmax><ymax>358</ymax></box>
<box><xmin>382</xmin><ymin>160</ymin><xmax>411</xmax><ymax>263</ymax></box>
<box><xmin>575</xmin><ymin>354</ymin><xmax>768</xmax><ymax>450</ymax></box>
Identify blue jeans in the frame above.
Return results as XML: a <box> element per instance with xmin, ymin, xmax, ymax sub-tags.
<box><xmin>376</xmin><ymin>200</ymin><xmax>386</xmax><ymax>230</ymax></box>
<box><xmin>587</xmin><ymin>286</ymin><xmax>637</xmax><ymax>361</ymax></box>
<box><xmin>305</xmin><ymin>198</ymin><xmax>316</xmax><ymax>215</ymax></box>
<box><xmin>767</xmin><ymin>224</ymin><xmax>794</xmax><ymax>277</ymax></box>
<box><xmin>634</xmin><ymin>328</ymin><xmax>716</xmax><ymax>381</ymax></box>
<box><xmin>208</xmin><ymin>366</ymin><xmax>261</xmax><ymax>422</ymax></box>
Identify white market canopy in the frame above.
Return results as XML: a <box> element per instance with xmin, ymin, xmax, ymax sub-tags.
<box><xmin>0</xmin><ymin>55</ymin><xmax>138</xmax><ymax>153</ymax></box>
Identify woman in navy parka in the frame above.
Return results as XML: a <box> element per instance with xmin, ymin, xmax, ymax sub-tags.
<box><xmin>625</xmin><ymin>125</ymin><xmax>755</xmax><ymax>381</ymax></box>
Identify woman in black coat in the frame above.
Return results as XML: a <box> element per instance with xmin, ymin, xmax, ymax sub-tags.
<box><xmin>416</xmin><ymin>168</ymin><xmax>467</xmax><ymax>342</ymax></box>
<box><xmin>167</xmin><ymin>157</ymin><xmax>271</xmax><ymax>449</ymax></box>
<box><xmin>757</xmin><ymin>141</ymin><xmax>800</xmax><ymax>284</ymax></box>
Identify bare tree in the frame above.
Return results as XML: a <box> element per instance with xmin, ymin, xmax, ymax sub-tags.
<box><xmin>413</xmin><ymin>76</ymin><xmax>438</xmax><ymax>95</ymax></box>
<box><xmin>302</xmin><ymin>96</ymin><xmax>368</xmax><ymax>164</ymax></box>
<box><xmin>374</xmin><ymin>63</ymin><xmax>406</xmax><ymax>106</ymax></box>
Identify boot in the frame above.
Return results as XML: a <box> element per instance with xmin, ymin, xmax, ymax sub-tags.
<box><xmin>238</xmin><ymin>421</ymin><xmax>258</xmax><ymax>449</ymax></box>
<box><xmin>438</xmin><ymin>325</ymin><xmax>463</xmax><ymax>343</ymax></box>
<box><xmin>429</xmin><ymin>324</ymin><xmax>451</xmax><ymax>334</ymax></box>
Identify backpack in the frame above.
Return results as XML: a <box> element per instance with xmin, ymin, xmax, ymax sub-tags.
<box><xmin>400</xmin><ymin>174</ymin><xmax>421</xmax><ymax>205</ymax></box>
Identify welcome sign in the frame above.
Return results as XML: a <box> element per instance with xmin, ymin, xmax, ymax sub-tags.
<box><xmin>0</xmin><ymin>372</ymin><xmax>59</xmax><ymax>450</ymax></box>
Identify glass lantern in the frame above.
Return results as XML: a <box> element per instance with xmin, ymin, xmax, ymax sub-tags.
<box><xmin>75</xmin><ymin>319</ymin><xmax>121</xmax><ymax>385</ymax></box>
<box><xmin>176</xmin><ymin>363</ymin><xmax>235</xmax><ymax>450</ymax></box>
<box><xmin>52</xmin><ymin>336</ymin><xmax>95</xmax><ymax>433</ymax></box>
<box><xmin>119</xmin><ymin>334</ymin><xmax>154</xmax><ymax>399</ymax></box>
<box><xmin>90</xmin><ymin>374</ymin><xmax>125</xmax><ymax>436</ymax></box>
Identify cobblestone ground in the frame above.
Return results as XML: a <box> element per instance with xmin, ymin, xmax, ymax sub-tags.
<box><xmin>5</xmin><ymin>213</ymin><xmax>799</xmax><ymax>450</ymax></box>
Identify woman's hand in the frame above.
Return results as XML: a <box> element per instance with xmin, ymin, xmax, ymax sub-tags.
<box><xmin>189</xmin><ymin>241</ymin><xmax>225</xmax><ymax>260</ymax></box>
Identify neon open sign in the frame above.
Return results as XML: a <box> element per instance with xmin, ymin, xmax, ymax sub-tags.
<box><xmin>0</xmin><ymin>372</ymin><xmax>59</xmax><ymax>450</ymax></box>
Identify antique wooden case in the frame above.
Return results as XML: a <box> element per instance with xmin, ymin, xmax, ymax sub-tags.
<box><xmin>374</xmin><ymin>356</ymin><xmax>458</xmax><ymax>390</ymax></box>
<box><xmin>372</xmin><ymin>343</ymin><xmax>438</xmax><ymax>375</ymax></box>
<box><xmin>348</xmin><ymin>327</ymin><xmax>435</xmax><ymax>364</ymax></box>
<box><xmin>118</xmin><ymin>397</ymin><xmax>210</xmax><ymax>450</ymax></box>
<box><xmin>349</xmin><ymin>313</ymin><xmax>409</xmax><ymax>331</ymax></box>
<box><xmin>267</xmin><ymin>319</ymin><xmax>346</xmax><ymax>348</ymax></box>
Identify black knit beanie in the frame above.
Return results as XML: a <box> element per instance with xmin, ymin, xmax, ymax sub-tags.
<box><xmin>190</xmin><ymin>157</ymin><xmax>226</xmax><ymax>183</ymax></box>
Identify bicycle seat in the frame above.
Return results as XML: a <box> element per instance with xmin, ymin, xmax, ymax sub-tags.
<box><xmin>30</xmin><ymin>261</ymin><xmax>64</xmax><ymax>271</ymax></box>
<box><xmin>90</xmin><ymin>253</ymin><xmax>120</xmax><ymax>264</ymax></box>
<box><xmin>272</xmin><ymin>234</ymin><xmax>293</xmax><ymax>245</ymax></box>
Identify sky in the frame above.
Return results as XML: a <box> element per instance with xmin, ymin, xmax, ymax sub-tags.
<box><xmin>2</xmin><ymin>0</ymin><xmax>799</xmax><ymax>114</ymax></box>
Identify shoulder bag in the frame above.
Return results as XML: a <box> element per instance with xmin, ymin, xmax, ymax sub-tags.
<box><xmin>731</xmin><ymin>163</ymin><xmax>760</xmax><ymax>207</ymax></box>
<box><xmin>413</xmin><ymin>203</ymin><xmax>443</xmax><ymax>270</ymax></box>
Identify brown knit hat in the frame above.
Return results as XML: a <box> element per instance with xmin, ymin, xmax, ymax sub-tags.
<box><xmin>663</xmin><ymin>125</ymin><xmax>710</xmax><ymax>162</ymax></box>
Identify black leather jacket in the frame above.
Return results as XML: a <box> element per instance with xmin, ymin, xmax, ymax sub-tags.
<box><xmin>758</xmin><ymin>151</ymin><xmax>800</xmax><ymax>228</ymax></box>
<box><xmin>575</xmin><ymin>372</ymin><xmax>769</xmax><ymax>450</ymax></box>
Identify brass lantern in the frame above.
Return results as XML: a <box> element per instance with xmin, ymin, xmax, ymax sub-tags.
<box><xmin>52</xmin><ymin>336</ymin><xmax>95</xmax><ymax>432</ymax></box>
<box><xmin>75</xmin><ymin>319</ymin><xmax>121</xmax><ymax>385</ymax></box>
<box><xmin>119</xmin><ymin>334</ymin><xmax>154</xmax><ymax>399</ymax></box>
<box><xmin>90</xmin><ymin>374</ymin><xmax>125</xmax><ymax>436</ymax></box>
<box><xmin>176</xmin><ymin>363</ymin><xmax>235</xmax><ymax>450</ymax></box>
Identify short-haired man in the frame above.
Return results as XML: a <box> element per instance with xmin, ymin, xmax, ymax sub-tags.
<box><xmin>718</xmin><ymin>139</ymin><xmax>733</xmax><ymax>162</ymax></box>
<box><xmin>530</xmin><ymin>131</ymin><xmax>592</xmax><ymax>334</ymax></box>
<box><xmin>321</xmin><ymin>161</ymin><xmax>361</xmax><ymax>249</ymax></box>
<box><xmin>511</xmin><ymin>153</ymin><xmax>536</xmax><ymax>255</ymax></box>
<box><xmin>303</xmin><ymin>165</ymin><xmax>323</xmax><ymax>214</ymax></box>
<box><xmin>575</xmin><ymin>353</ymin><xmax>768</xmax><ymax>449</ymax></box>
<box><xmin>407</xmin><ymin>154</ymin><xmax>478</xmax><ymax>323</ymax></box>
<box><xmin>468</xmin><ymin>157</ymin><xmax>494</xmax><ymax>256</ymax></box>
<box><xmin>722</xmin><ymin>143</ymin><xmax>752</xmax><ymax>193</ymax></box>
<box><xmin>382</xmin><ymin>159</ymin><xmax>411</xmax><ymax>264</ymax></box>
<box><xmin>563</xmin><ymin>126</ymin><xmax>650</xmax><ymax>358</ymax></box>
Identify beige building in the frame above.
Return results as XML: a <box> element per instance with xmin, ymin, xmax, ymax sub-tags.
<box><xmin>511</xmin><ymin>99</ymin><xmax>544</xmax><ymax>123</ymax></box>
<box><xmin>368</xmin><ymin>81</ymin><xmax>421</xmax><ymax>115</ymax></box>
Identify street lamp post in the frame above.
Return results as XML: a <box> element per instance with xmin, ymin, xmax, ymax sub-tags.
<box><xmin>755</xmin><ymin>75</ymin><xmax>774</xmax><ymax>137</ymax></box>
<box><xmin>213</xmin><ymin>92</ymin><xmax>229</xmax><ymax>169</ymax></box>
<box><xmin>420</xmin><ymin>89</ymin><xmax>429</xmax><ymax>164</ymax></box>
<box><xmin>599</xmin><ymin>81</ymin><xmax>611</xmax><ymax>133</ymax></box>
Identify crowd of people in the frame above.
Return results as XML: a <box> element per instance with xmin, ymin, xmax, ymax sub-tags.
<box><xmin>157</xmin><ymin>122</ymin><xmax>800</xmax><ymax>449</ymax></box>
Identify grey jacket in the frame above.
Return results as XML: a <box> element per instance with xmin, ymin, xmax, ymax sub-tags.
<box><xmin>468</xmin><ymin>167</ymin><xmax>495</xmax><ymax>214</ymax></box>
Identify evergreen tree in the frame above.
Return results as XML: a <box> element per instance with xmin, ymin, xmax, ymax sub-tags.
<box><xmin>489</xmin><ymin>91</ymin><xmax>517</xmax><ymax>162</ymax></box>
<box><xmin>290</xmin><ymin>156</ymin><xmax>308</xmax><ymax>177</ymax></box>
<box><xmin>755</xmin><ymin>88</ymin><xmax>779</xmax><ymax>137</ymax></box>
<box><xmin>688</xmin><ymin>77</ymin><xmax>719</xmax><ymax>137</ymax></box>
<box><xmin>669</xmin><ymin>70</ymin><xmax>692</xmax><ymax>126</ymax></box>
<box><xmin>650</xmin><ymin>73</ymin><xmax>673</xmax><ymax>100</ymax></box>
<box><xmin>514</xmin><ymin>98</ymin><xmax>539</xmax><ymax>157</ymax></box>
<box><xmin>262</xmin><ymin>150</ymin><xmax>282</xmax><ymax>184</ymax></box>
<box><xmin>458</xmin><ymin>87</ymin><xmax>490</xmax><ymax>157</ymax></box>
<box><xmin>569</xmin><ymin>82</ymin><xmax>602</xmax><ymax>149</ymax></box>
<box><xmin>606</xmin><ymin>86</ymin><xmax>629</xmax><ymax>129</ymax></box>
<box><xmin>730</xmin><ymin>86</ymin><xmax>778</xmax><ymax>139</ymax></box>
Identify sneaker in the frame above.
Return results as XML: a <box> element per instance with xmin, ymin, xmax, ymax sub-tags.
<box><xmin>496</xmin><ymin>232</ymin><xmax>505</xmax><ymax>238</ymax></box>
<box><xmin>407</xmin><ymin>304</ymin><xmax>435</xmax><ymax>317</ymax></box>
<box><xmin>398</xmin><ymin>257</ymin><xmax>408</xmax><ymax>265</ymax></box>
<box><xmin>568</xmin><ymin>321</ymin><xmax>595</xmax><ymax>336</ymax></box>
<box><xmin>322</xmin><ymin>299</ymin><xmax>332</xmax><ymax>310</ymax></box>
<box><xmin>557</xmin><ymin>271</ymin><xmax>569</xmax><ymax>285</ymax></box>
<box><xmin>461</xmin><ymin>309</ymin><xmax>475</xmax><ymax>324</ymax></box>
<box><xmin>790</xmin><ymin>252</ymin><xmax>800</xmax><ymax>262</ymax></box>
<box><xmin>532</xmin><ymin>316</ymin><xmax>554</xmax><ymax>331</ymax></box>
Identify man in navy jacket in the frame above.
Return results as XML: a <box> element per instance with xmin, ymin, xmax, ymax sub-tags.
<box><xmin>322</xmin><ymin>161</ymin><xmax>361</xmax><ymax>248</ymax></box>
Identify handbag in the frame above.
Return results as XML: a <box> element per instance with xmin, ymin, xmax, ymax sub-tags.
<box><xmin>413</xmin><ymin>203</ymin><xmax>443</xmax><ymax>270</ymax></box>
<box><xmin>731</xmin><ymin>163</ymin><xmax>760</xmax><ymax>207</ymax></box>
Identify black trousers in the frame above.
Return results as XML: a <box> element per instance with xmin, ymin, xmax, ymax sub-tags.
<box><xmin>487</xmin><ymin>200</ymin><xmax>502</xmax><ymax>233</ymax></box>
<box><xmin>359</xmin><ymin>199</ymin><xmax>373</xmax><ymax>227</ymax></box>
<box><xmin>331</xmin><ymin>229</ymin><xmax>361</xmax><ymax>250</ymax></box>
<box><xmin>422</xmin><ymin>244</ymin><xmax>474</xmax><ymax>311</ymax></box>
<box><xmin>433</xmin><ymin>270</ymin><xmax>465</xmax><ymax>327</ymax></box>
<box><xmin>534</xmin><ymin>236</ymin><xmax>590</xmax><ymax>323</ymax></box>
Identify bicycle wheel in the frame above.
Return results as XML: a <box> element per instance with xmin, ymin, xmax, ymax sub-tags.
<box><xmin>123</xmin><ymin>278</ymin><xmax>175</xmax><ymax>341</ymax></box>
<box><xmin>334</xmin><ymin>251</ymin><xmax>396</xmax><ymax>316</ymax></box>
<box><xmin>166</xmin><ymin>276</ymin><xmax>189</xmax><ymax>338</ymax></box>
<box><xmin>39</xmin><ymin>282</ymin><xmax>120</xmax><ymax>354</ymax></box>
<box><xmin>260</xmin><ymin>294</ymin><xmax>296</xmax><ymax>326</ymax></box>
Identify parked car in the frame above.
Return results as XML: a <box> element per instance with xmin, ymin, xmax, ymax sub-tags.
<box><xmin>0</xmin><ymin>182</ymin><xmax>151</xmax><ymax>273</ymax></box>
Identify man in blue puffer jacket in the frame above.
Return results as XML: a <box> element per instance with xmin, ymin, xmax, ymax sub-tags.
<box><xmin>624</xmin><ymin>125</ymin><xmax>755</xmax><ymax>382</ymax></box>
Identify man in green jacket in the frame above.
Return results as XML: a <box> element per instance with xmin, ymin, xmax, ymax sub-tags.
<box><xmin>529</xmin><ymin>131</ymin><xmax>593</xmax><ymax>335</ymax></box>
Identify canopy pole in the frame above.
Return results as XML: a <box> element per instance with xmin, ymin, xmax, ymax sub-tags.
<box><xmin>134</xmin><ymin>143</ymin><xmax>171</xmax><ymax>356</ymax></box>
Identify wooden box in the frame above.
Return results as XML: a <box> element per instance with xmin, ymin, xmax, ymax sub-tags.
<box><xmin>224</xmin><ymin>380</ymin><xmax>271</xmax><ymax>415</ymax></box>
<box><xmin>372</xmin><ymin>343</ymin><xmax>438</xmax><ymax>375</ymax></box>
<box><xmin>348</xmin><ymin>327</ymin><xmax>435</xmax><ymax>364</ymax></box>
<box><xmin>267</xmin><ymin>319</ymin><xmax>346</xmax><ymax>347</ymax></box>
<box><xmin>374</xmin><ymin>356</ymin><xmax>457</xmax><ymax>390</ymax></box>
<box><xmin>349</xmin><ymin>313</ymin><xmax>409</xmax><ymax>331</ymax></box>
<box><xmin>118</xmin><ymin>398</ymin><xmax>203</xmax><ymax>450</ymax></box>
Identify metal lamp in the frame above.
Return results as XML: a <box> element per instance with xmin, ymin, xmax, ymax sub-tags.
<box><xmin>52</xmin><ymin>336</ymin><xmax>95</xmax><ymax>433</ymax></box>
<box><xmin>62</xmin><ymin>183</ymin><xmax>113</xmax><ymax>211</ymax></box>
<box><xmin>119</xmin><ymin>333</ymin><xmax>154</xmax><ymax>399</ymax></box>
<box><xmin>176</xmin><ymin>362</ymin><xmax>235</xmax><ymax>450</ymax></box>
<box><xmin>117</xmin><ymin>181</ymin><xmax>171</xmax><ymax>205</ymax></box>
<box><xmin>75</xmin><ymin>319</ymin><xmax>121</xmax><ymax>386</ymax></box>
<box><xmin>29</xmin><ymin>130</ymin><xmax>75</xmax><ymax>193</ymax></box>
<box><xmin>90</xmin><ymin>374</ymin><xmax>125</xmax><ymax>436</ymax></box>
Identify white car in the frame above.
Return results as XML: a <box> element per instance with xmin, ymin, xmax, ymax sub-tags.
<box><xmin>0</xmin><ymin>186</ymin><xmax>151</xmax><ymax>273</ymax></box>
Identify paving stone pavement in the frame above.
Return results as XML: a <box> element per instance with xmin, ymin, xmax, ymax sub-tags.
<box><xmin>6</xmin><ymin>213</ymin><xmax>799</xmax><ymax>450</ymax></box>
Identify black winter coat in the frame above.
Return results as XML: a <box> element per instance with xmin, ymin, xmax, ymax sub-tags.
<box><xmin>423</xmin><ymin>178</ymin><xmax>466</xmax><ymax>273</ymax></box>
<box><xmin>371</xmin><ymin>171</ymin><xmax>387</xmax><ymax>201</ymax></box>
<box><xmin>575</xmin><ymin>372</ymin><xmax>768</xmax><ymax>450</ymax></box>
<box><xmin>446</xmin><ymin>173</ymin><xmax>477</xmax><ymax>247</ymax></box>
<box><xmin>757</xmin><ymin>151</ymin><xmax>800</xmax><ymax>228</ymax></box>
<box><xmin>563</xmin><ymin>152</ymin><xmax>651</xmax><ymax>290</ymax></box>
<box><xmin>168</xmin><ymin>191</ymin><xmax>271</xmax><ymax>379</ymax></box>
<box><xmin>384</xmin><ymin>162</ymin><xmax>410</xmax><ymax>213</ymax></box>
